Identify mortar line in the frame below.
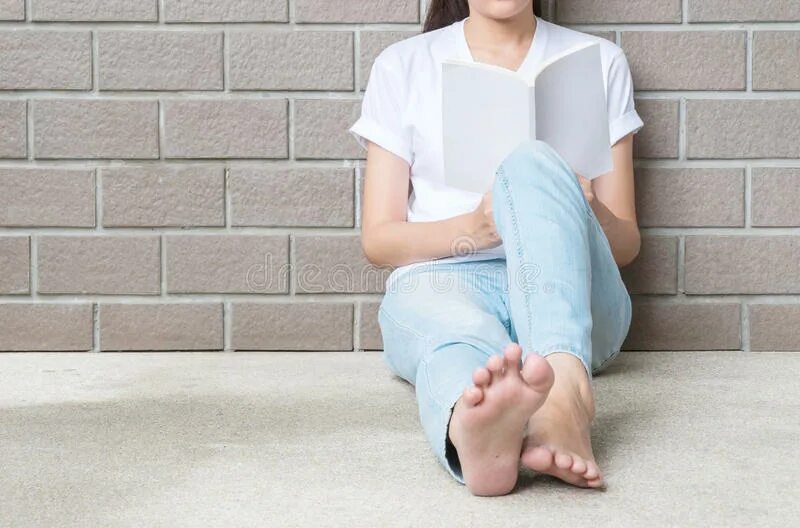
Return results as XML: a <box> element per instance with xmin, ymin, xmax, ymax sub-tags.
<box><xmin>741</xmin><ymin>302</ymin><xmax>751</xmax><ymax>352</ymax></box>
<box><xmin>678</xmin><ymin>98</ymin><xmax>686</xmax><ymax>161</ymax></box>
<box><xmin>744</xmin><ymin>165</ymin><xmax>752</xmax><ymax>228</ymax></box>
<box><xmin>2</xmin><ymin>159</ymin><xmax>800</xmax><ymax>170</ymax></box>
<box><xmin>4</xmin><ymin>21</ymin><xmax>800</xmax><ymax>30</ymax></box>
<box><xmin>677</xmin><ymin>236</ymin><xmax>685</xmax><ymax>294</ymax></box>
<box><xmin>3</xmin><ymin>293</ymin><xmax>800</xmax><ymax>305</ymax></box>
<box><xmin>7</xmin><ymin>90</ymin><xmax>800</xmax><ymax>101</ymax></box>
<box><xmin>353</xmin><ymin>301</ymin><xmax>361</xmax><ymax>352</ymax></box>
<box><xmin>224</xmin><ymin>301</ymin><xmax>232</xmax><ymax>352</ymax></box>
<box><xmin>92</xmin><ymin>302</ymin><xmax>100</xmax><ymax>352</ymax></box>
<box><xmin>25</xmin><ymin>100</ymin><xmax>33</xmax><ymax>161</ymax></box>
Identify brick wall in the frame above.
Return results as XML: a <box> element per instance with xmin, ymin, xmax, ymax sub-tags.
<box><xmin>0</xmin><ymin>0</ymin><xmax>798</xmax><ymax>352</ymax></box>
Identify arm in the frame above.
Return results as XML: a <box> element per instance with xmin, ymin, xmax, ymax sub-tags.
<box><xmin>577</xmin><ymin>132</ymin><xmax>641</xmax><ymax>267</ymax></box>
<box><xmin>360</xmin><ymin>141</ymin><xmax>499</xmax><ymax>267</ymax></box>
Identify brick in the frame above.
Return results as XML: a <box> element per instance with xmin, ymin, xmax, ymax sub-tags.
<box><xmin>0</xmin><ymin>0</ymin><xmax>24</xmax><ymax>20</ymax></box>
<box><xmin>635</xmin><ymin>168</ymin><xmax>745</xmax><ymax>227</ymax></box>
<box><xmin>295</xmin><ymin>99</ymin><xmax>362</xmax><ymax>159</ymax></box>
<box><xmin>0</xmin><ymin>304</ymin><xmax>93</xmax><ymax>351</ymax></box>
<box><xmin>623</xmin><ymin>300</ymin><xmax>740</xmax><ymax>350</ymax></box>
<box><xmin>687</xmin><ymin>100</ymin><xmax>800</xmax><ymax>159</ymax></box>
<box><xmin>163</xmin><ymin>100</ymin><xmax>288</xmax><ymax>159</ymax></box>
<box><xmin>632</xmin><ymin>99</ymin><xmax>679</xmax><ymax>159</ymax></box>
<box><xmin>98</xmin><ymin>31</ymin><xmax>223</xmax><ymax>91</ymax></box>
<box><xmin>100</xmin><ymin>304</ymin><xmax>223</xmax><ymax>351</ymax></box>
<box><xmin>294</xmin><ymin>235</ymin><xmax>391</xmax><ymax>294</ymax></box>
<box><xmin>752</xmin><ymin>168</ymin><xmax>800</xmax><ymax>227</ymax></box>
<box><xmin>33</xmin><ymin>100</ymin><xmax>159</xmax><ymax>159</ymax></box>
<box><xmin>232</xmin><ymin>303</ymin><xmax>353</xmax><ymax>351</ymax></box>
<box><xmin>620</xmin><ymin>236</ymin><xmax>678</xmax><ymax>295</ymax></box>
<box><xmin>359</xmin><ymin>31</ymin><xmax>418</xmax><ymax>90</ymax></box>
<box><xmin>295</xmin><ymin>0</ymin><xmax>418</xmax><ymax>23</ymax></box>
<box><xmin>0</xmin><ymin>236</ymin><xmax>29</xmax><ymax>294</ymax></box>
<box><xmin>622</xmin><ymin>31</ymin><xmax>746</xmax><ymax>91</ymax></box>
<box><xmin>166</xmin><ymin>235</ymin><xmax>289</xmax><ymax>294</ymax></box>
<box><xmin>0</xmin><ymin>168</ymin><xmax>94</xmax><ymax>227</ymax></box>
<box><xmin>689</xmin><ymin>1</ymin><xmax>800</xmax><ymax>22</ymax></box>
<box><xmin>31</xmin><ymin>0</ymin><xmax>157</xmax><ymax>21</ymax></box>
<box><xmin>749</xmin><ymin>304</ymin><xmax>800</xmax><ymax>351</ymax></box>
<box><xmin>753</xmin><ymin>31</ymin><xmax>800</xmax><ymax>91</ymax></box>
<box><xmin>38</xmin><ymin>236</ymin><xmax>160</xmax><ymax>294</ymax></box>
<box><xmin>164</xmin><ymin>0</ymin><xmax>287</xmax><ymax>22</ymax></box>
<box><xmin>0</xmin><ymin>101</ymin><xmax>26</xmax><ymax>159</ymax></box>
<box><xmin>557</xmin><ymin>0</ymin><xmax>681</xmax><ymax>23</ymax></box>
<box><xmin>358</xmin><ymin>302</ymin><xmax>383</xmax><ymax>350</ymax></box>
<box><xmin>230</xmin><ymin>167</ymin><xmax>354</xmax><ymax>227</ymax></box>
<box><xmin>0</xmin><ymin>30</ymin><xmax>91</xmax><ymax>90</ymax></box>
<box><xmin>230</xmin><ymin>31</ymin><xmax>353</xmax><ymax>91</ymax></box>
<box><xmin>101</xmin><ymin>166</ymin><xmax>224</xmax><ymax>227</ymax></box>
<box><xmin>685</xmin><ymin>236</ymin><xmax>800</xmax><ymax>294</ymax></box>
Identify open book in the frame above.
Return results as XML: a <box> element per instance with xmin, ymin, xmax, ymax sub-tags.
<box><xmin>442</xmin><ymin>41</ymin><xmax>611</xmax><ymax>194</ymax></box>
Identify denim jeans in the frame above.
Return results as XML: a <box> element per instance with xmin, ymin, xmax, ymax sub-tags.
<box><xmin>377</xmin><ymin>139</ymin><xmax>632</xmax><ymax>484</ymax></box>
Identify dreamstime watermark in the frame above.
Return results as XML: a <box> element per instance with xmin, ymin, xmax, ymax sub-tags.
<box><xmin>241</xmin><ymin>240</ymin><xmax>560</xmax><ymax>295</ymax></box>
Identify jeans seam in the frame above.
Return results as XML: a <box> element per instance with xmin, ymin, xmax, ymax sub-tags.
<box><xmin>495</xmin><ymin>164</ymin><xmax>536</xmax><ymax>354</ymax></box>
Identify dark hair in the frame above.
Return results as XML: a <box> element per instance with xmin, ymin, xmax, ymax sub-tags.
<box><xmin>423</xmin><ymin>1</ymin><xmax>542</xmax><ymax>33</ymax></box>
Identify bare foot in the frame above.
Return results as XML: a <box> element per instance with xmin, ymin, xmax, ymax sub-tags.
<box><xmin>520</xmin><ymin>353</ymin><xmax>604</xmax><ymax>488</ymax></box>
<box><xmin>447</xmin><ymin>343</ymin><xmax>554</xmax><ymax>496</ymax></box>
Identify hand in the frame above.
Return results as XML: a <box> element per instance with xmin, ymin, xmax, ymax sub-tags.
<box><xmin>465</xmin><ymin>190</ymin><xmax>502</xmax><ymax>253</ymax></box>
<box><xmin>576</xmin><ymin>172</ymin><xmax>613</xmax><ymax>227</ymax></box>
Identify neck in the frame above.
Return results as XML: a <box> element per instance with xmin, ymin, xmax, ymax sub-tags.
<box><xmin>464</xmin><ymin>9</ymin><xmax>537</xmax><ymax>53</ymax></box>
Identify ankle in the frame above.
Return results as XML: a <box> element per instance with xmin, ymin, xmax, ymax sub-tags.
<box><xmin>542</xmin><ymin>353</ymin><xmax>595</xmax><ymax>420</ymax></box>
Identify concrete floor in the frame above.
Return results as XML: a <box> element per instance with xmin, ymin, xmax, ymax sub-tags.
<box><xmin>0</xmin><ymin>351</ymin><xmax>797</xmax><ymax>528</ymax></box>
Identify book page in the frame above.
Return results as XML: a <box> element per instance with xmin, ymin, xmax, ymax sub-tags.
<box><xmin>442</xmin><ymin>60</ymin><xmax>532</xmax><ymax>194</ymax></box>
<box><xmin>533</xmin><ymin>43</ymin><xmax>612</xmax><ymax>179</ymax></box>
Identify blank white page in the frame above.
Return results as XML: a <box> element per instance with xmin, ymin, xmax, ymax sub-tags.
<box><xmin>442</xmin><ymin>61</ymin><xmax>531</xmax><ymax>194</ymax></box>
<box><xmin>533</xmin><ymin>43</ymin><xmax>612</xmax><ymax>179</ymax></box>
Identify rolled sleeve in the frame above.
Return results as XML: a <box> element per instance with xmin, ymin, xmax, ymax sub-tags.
<box><xmin>606</xmin><ymin>49</ymin><xmax>644</xmax><ymax>146</ymax></box>
<box><xmin>348</xmin><ymin>50</ymin><xmax>414</xmax><ymax>166</ymax></box>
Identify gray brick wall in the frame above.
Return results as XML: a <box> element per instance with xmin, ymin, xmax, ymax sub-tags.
<box><xmin>0</xmin><ymin>0</ymin><xmax>798</xmax><ymax>352</ymax></box>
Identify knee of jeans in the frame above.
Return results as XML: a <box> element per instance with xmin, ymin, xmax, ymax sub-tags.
<box><xmin>494</xmin><ymin>139</ymin><xmax>577</xmax><ymax>192</ymax></box>
<box><xmin>492</xmin><ymin>139</ymin><xmax>589</xmax><ymax>224</ymax></box>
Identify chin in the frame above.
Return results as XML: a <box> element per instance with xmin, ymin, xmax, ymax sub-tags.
<box><xmin>480</xmin><ymin>1</ymin><xmax>532</xmax><ymax>21</ymax></box>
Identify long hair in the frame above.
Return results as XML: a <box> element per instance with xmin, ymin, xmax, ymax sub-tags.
<box><xmin>423</xmin><ymin>0</ymin><xmax>542</xmax><ymax>33</ymax></box>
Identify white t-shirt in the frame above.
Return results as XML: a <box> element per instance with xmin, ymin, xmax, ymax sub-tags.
<box><xmin>349</xmin><ymin>15</ymin><xmax>644</xmax><ymax>288</ymax></box>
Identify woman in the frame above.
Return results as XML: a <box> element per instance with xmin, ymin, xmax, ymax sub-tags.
<box><xmin>349</xmin><ymin>0</ymin><xmax>643</xmax><ymax>496</ymax></box>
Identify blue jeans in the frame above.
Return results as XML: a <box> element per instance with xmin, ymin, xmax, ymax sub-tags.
<box><xmin>377</xmin><ymin>139</ymin><xmax>632</xmax><ymax>484</ymax></box>
<box><xmin>378</xmin><ymin>140</ymin><xmax>631</xmax><ymax>484</ymax></box>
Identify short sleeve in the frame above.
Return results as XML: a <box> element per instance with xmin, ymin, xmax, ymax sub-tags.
<box><xmin>348</xmin><ymin>51</ymin><xmax>414</xmax><ymax>165</ymax></box>
<box><xmin>606</xmin><ymin>49</ymin><xmax>644</xmax><ymax>147</ymax></box>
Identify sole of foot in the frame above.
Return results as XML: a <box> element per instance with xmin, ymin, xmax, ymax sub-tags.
<box><xmin>447</xmin><ymin>343</ymin><xmax>555</xmax><ymax>496</ymax></box>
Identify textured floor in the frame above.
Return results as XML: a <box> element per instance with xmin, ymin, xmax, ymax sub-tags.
<box><xmin>0</xmin><ymin>351</ymin><xmax>798</xmax><ymax>528</ymax></box>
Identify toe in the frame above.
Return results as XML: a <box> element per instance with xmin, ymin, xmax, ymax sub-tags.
<box><xmin>486</xmin><ymin>354</ymin><xmax>504</xmax><ymax>377</ymax></box>
<box><xmin>462</xmin><ymin>386</ymin><xmax>483</xmax><ymax>407</ymax></box>
<box><xmin>503</xmin><ymin>343</ymin><xmax>523</xmax><ymax>369</ymax></box>
<box><xmin>570</xmin><ymin>456</ymin><xmax>587</xmax><ymax>475</ymax></box>
<box><xmin>520</xmin><ymin>353</ymin><xmax>555</xmax><ymax>392</ymax></box>
<box><xmin>472</xmin><ymin>367</ymin><xmax>491</xmax><ymax>387</ymax></box>
<box><xmin>586</xmin><ymin>477</ymin><xmax>605</xmax><ymax>489</ymax></box>
<box><xmin>583</xmin><ymin>461</ymin><xmax>600</xmax><ymax>481</ymax></box>
<box><xmin>554</xmin><ymin>452</ymin><xmax>573</xmax><ymax>470</ymax></box>
<box><xmin>521</xmin><ymin>445</ymin><xmax>553</xmax><ymax>471</ymax></box>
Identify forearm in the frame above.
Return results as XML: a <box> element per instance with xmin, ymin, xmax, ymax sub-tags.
<box><xmin>592</xmin><ymin>200</ymin><xmax>640</xmax><ymax>268</ymax></box>
<box><xmin>362</xmin><ymin>213</ymin><xmax>479</xmax><ymax>268</ymax></box>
